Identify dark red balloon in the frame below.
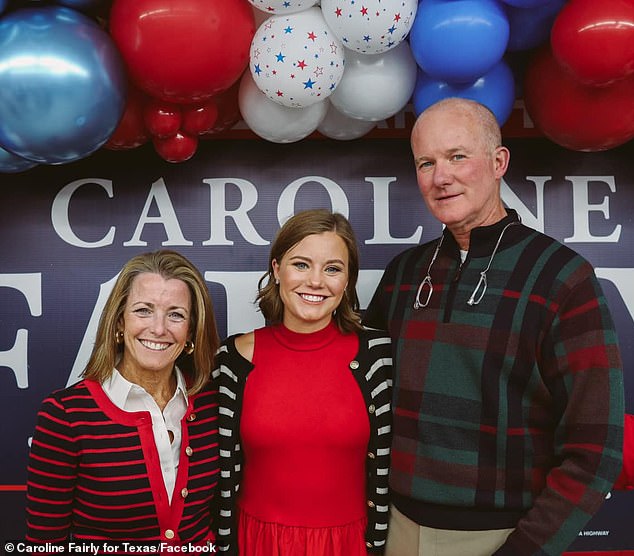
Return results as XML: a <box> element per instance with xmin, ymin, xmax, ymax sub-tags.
<box><xmin>109</xmin><ymin>0</ymin><xmax>255</xmax><ymax>104</ymax></box>
<box><xmin>201</xmin><ymin>80</ymin><xmax>242</xmax><ymax>137</ymax></box>
<box><xmin>182</xmin><ymin>101</ymin><xmax>219</xmax><ymax>135</ymax></box>
<box><xmin>524</xmin><ymin>47</ymin><xmax>634</xmax><ymax>151</ymax></box>
<box><xmin>551</xmin><ymin>0</ymin><xmax>634</xmax><ymax>85</ymax></box>
<box><xmin>143</xmin><ymin>99</ymin><xmax>182</xmax><ymax>138</ymax></box>
<box><xmin>153</xmin><ymin>132</ymin><xmax>198</xmax><ymax>163</ymax></box>
<box><xmin>105</xmin><ymin>85</ymin><xmax>150</xmax><ymax>150</ymax></box>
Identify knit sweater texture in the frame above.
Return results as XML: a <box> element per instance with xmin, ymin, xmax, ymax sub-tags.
<box><xmin>363</xmin><ymin>210</ymin><xmax>624</xmax><ymax>556</ymax></box>
<box><xmin>26</xmin><ymin>378</ymin><xmax>219</xmax><ymax>543</ymax></box>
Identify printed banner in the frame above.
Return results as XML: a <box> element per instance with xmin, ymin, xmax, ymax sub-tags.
<box><xmin>1</xmin><ymin>130</ymin><xmax>632</xmax><ymax>549</ymax></box>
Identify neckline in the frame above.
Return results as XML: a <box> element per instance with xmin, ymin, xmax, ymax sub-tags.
<box><xmin>270</xmin><ymin>320</ymin><xmax>340</xmax><ymax>351</ymax></box>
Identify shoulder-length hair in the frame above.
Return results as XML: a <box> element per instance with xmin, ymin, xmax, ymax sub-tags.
<box><xmin>82</xmin><ymin>250</ymin><xmax>219</xmax><ymax>395</ymax></box>
<box><xmin>256</xmin><ymin>209</ymin><xmax>362</xmax><ymax>334</ymax></box>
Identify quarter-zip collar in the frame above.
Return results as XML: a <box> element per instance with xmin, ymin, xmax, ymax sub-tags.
<box><xmin>442</xmin><ymin>209</ymin><xmax>522</xmax><ymax>260</ymax></box>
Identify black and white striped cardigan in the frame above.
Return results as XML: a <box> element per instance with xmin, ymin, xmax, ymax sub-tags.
<box><xmin>211</xmin><ymin>327</ymin><xmax>393</xmax><ymax>554</ymax></box>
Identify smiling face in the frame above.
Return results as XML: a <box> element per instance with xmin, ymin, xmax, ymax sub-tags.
<box><xmin>411</xmin><ymin>100</ymin><xmax>509</xmax><ymax>248</ymax></box>
<box><xmin>117</xmin><ymin>272</ymin><xmax>192</xmax><ymax>380</ymax></box>
<box><xmin>272</xmin><ymin>231</ymin><xmax>349</xmax><ymax>334</ymax></box>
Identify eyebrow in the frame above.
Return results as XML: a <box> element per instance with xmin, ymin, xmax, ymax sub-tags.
<box><xmin>130</xmin><ymin>301</ymin><xmax>190</xmax><ymax>312</ymax></box>
<box><xmin>289</xmin><ymin>255</ymin><xmax>346</xmax><ymax>266</ymax></box>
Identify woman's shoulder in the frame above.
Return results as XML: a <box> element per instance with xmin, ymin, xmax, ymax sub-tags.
<box><xmin>234</xmin><ymin>331</ymin><xmax>255</xmax><ymax>363</ymax></box>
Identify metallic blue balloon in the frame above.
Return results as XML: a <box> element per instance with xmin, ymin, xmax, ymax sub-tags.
<box><xmin>412</xmin><ymin>59</ymin><xmax>516</xmax><ymax>126</ymax></box>
<box><xmin>0</xmin><ymin>6</ymin><xmax>127</xmax><ymax>164</ymax></box>
<box><xmin>0</xmin><ymin>145</ymin><xmax>38</xmax><ymax>174</ymax></box>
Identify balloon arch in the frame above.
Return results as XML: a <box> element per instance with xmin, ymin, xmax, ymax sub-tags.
<box><xmin>0</xmin><ymin>0</ymin><xmax>633</xmax><ymax>171</ymax></box>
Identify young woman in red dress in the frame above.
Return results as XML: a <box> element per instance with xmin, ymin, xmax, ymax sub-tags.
<box><xmin>213</xmin><ymin>209</ymin><xmax>392</xmax><ymax>555</ymax></box>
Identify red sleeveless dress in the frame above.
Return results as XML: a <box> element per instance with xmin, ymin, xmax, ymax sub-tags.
<box><xmin>237</xmin><ymin>322</ymin><xmax>370</xmax><ymax>556</ymax></box>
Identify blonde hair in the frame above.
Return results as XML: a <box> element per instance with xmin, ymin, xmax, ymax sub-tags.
<box><xmin>257</xmin><ymin>209</ymin><xmax>362</xmax><ymax>334</ymax></box>
<box><xmin>82</xmin><ymin>250</ymin><xmax>219</xmax><ymax>394</ymax></box>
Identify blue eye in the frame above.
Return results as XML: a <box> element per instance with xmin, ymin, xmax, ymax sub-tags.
<box><xmin>168</xmin><ymin>312</ymin><xmax>187</xmax><ymax>323</ymax></box>
<box><xmin>293</xmin><ymin>262</ymin><xmax>308</xmax><ymax>270</ymax></box>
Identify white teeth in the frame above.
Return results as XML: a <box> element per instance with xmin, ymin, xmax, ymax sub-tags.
<box><xmin>301</xmin><ymin>293</ymin><xmax>325</xmax><ymax>302</ymax></box>
<box><xmin>140</xmin><ymin>340</ymin><xmax>170</xmax><ymax>351</ymax></box>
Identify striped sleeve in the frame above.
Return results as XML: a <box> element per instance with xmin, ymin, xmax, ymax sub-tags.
<box><xmin>26</xmin><ymin>391</ymin><xmax>78</xmax><ymax>542</ymax></box>
<box><xmin>357</xmin><ymin>331</ymin><xmax>393</xmax><ymax>552</ymax></box>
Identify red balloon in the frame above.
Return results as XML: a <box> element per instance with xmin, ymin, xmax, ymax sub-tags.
<box><xmin>551</xmin><ymin>0</ymin><xmax>634</xmax><ymax>85</ymax></box>
<box><xmin>105</xmin><ymin>85</ymin><xmax>150</xmax><ymax>150</ymax></box>
<box><xmin>153</xmin><ymin>132</ymin><xmax>198</xmax><ymax>163</ymax></box>
<box><xmin>524</xmin><ymin>47</ymin><xmax>634</xmax><ymax>151</ymax></box>
<box><xmin>201</xmin><ymin>80</ymin><xmax>242</xmax><ymax>137</ymax></box>
<box><xmin>182</xmin><ymin>100</ymin><xmax>219</xmax><ymax>135</ymax></box>
<box><xmin>143</xmin><ymin>99</ymin><xmax>182</xmax><ymax>138</ymax></box>
<box><xmin>109</xmin><ymin>0</ymin><xmax>255</xmax><ymax>104</ymax></box>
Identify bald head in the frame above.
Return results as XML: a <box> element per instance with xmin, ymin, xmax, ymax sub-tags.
<box><xmin>412</xmin><ymin>98</ymin><xmax>502</xmax><ymax>154</ymax></box>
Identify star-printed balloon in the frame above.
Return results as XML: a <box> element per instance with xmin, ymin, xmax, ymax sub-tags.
<box><xmin>321</xmin><ymin>0</ymin><xmax>417</xmax><ymax>54</ymax></box>
<box><xmin>250</xmin><ymin>7</ymin><xmax>345</xmax><ymax>107</ymax></box>
<box><xmin>248</xmin><ymin>0</ymin><xmax>319</xmax><ymax>15</ymax></box>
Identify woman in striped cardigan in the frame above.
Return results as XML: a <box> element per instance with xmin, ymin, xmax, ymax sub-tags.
<box><xmin>212</xmin><ymin>209</ymin><xmax>392</xmax><ymax>555</ymax></box>
<box><xmin>26</xmin><ymin>250</ymin><xmax>220</xmax><ymax>545</ymax></box>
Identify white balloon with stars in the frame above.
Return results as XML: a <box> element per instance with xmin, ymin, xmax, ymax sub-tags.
<box><xmin>321</xmin><ymin>0</ymin><xmax>417</xmax><ymax>54</ymax></box>
<box><xmin>248</xmin><ymin>0</ymin><xmax>320</xmax><ymax>15</ymax></box>
<box><xmin>250</xmin><ymin>7</ymin><xmax>345</xmax><ymax>108</ymax></box>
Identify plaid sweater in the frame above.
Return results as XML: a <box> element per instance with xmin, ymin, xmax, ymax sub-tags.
<box><xmin>363</xmin><ymin>210</ymin><xmax>624</xmax><ymax>556</ymax></box>
<box><xmin>26</xmin><ymin>379</ymin><xmax>219</xmax><ymax>543</ymax></box>
<box><xmin>211</xmin><ymin>328</ymin><xmax>393</xmax><ymax>554</ymax></box>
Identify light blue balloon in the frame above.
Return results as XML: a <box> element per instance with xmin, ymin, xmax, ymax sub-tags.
<box><xmin>0</xmin><ymin>6</ymin><xmax>127</xmax><ymax>164</ymax></box>
<box><xmin>412</xmin><ymin>59</ymin><xmax>516</xmax><ymax>126</ymax></box>
<box><xmin>0</xmin><ymin>145</ymin><xmax>38</xmax><ymax>174</ymax></box>
<box><xmin>409</xmin><ymin>0</ymin><xmax>510</xmax><ymax>83</ymax></box>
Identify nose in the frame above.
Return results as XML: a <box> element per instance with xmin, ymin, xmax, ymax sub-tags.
<box><xmin>149</xmin><ymin>313</ymin><xmax>167</xmax><ymax>335</ymax></box>
<box><xmin>432</xmin><ymin>160</ymin><xmax>452</xmax><ymax>187</ymax></box>
<box><xmin>307</xmin><ymin>267</ymin><xmax>324</xmax><ymax>287</ymax></box>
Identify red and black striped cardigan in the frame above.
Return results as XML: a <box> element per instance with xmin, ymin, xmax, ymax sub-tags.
<box><xmin>26</xmin><ymin>378</ymin><xmax>219</xmax><ymax>543</ymax></box>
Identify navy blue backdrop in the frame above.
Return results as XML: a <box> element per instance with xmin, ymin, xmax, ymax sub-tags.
<box><xmin>1</xmin><ymin>131</ymin><xmax>632</xmax><ymax>550</ymax></box>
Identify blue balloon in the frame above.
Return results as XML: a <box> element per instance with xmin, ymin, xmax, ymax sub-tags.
<box><xmin>57</xmin><ymin>0</ymin><xmax>110</xmax><ymax>13</ymax></box>
<box><xmin>0</xmin><ymin>6</ymin><xmax>127</xmax><ymax>164</ymax></box>
<box><xmin>0</xmin><ymin>145</ymin><xmax>38</xmax><ymax>174</ymax></box>
<box><xmin>412</xmin><ymin>59</ymin><xmax>516</xmax><ymax>126</ymax></box>
<box><xmin>505</xmin><ymin>0</ymin><xmax>566</xmax><ymax>52</ymax></box>
<box><xmin>409</xmin><ymin>0</ymin><xmax>510</xmax><ymax>83</ymax></box>
<box><xmin>500</xmin><ymin>0</ymin><xmax>554</xmax><ymax>7</ymax></box>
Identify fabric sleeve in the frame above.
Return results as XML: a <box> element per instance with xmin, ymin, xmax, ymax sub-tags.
<box><xmin>362</xmin><ymin>332</ymin><xmax>393</xmax><ymax>553</ymax></box>
<box><xmin>494</xmin><ymin>271</ymin><xmax>625</xmax><ymax>556</ymax></box>
<box><xmin>211</xmin><ymin>336</ymin><xmax>250</xmax><ymax>556</ymax></box>
<box><xmin>25</xmin><ymin>392</ymin><xmax>78</xmax><ymax>542</ymax></box>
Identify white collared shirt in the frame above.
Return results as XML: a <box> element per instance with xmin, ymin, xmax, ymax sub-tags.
<box><xmin>102</xmin><ymin>367</ymin><xmax>188</xmax><ymax>503</ymax></box>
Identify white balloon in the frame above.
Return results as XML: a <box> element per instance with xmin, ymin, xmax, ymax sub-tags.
<box><xmin>249</xmin><ymin>7</ymin><xmax>345</xmax><ymax>108</ymax></box>
<box><xmin>248</xmin><ymin>0</ymin><xmax>319</xmax><ymax>15</ymax></box>
<box><xmin>329</xmin><ymin>42</ymin><xmax>417</xmax><ymax>121</ymax></box>
<box><xmin>321</xmin><ymin>0</ymin><xmax>418</xmax><ymax>54</ymax></box>
<box><xmin>239</xmin><ymin>70</ymin><xmax>328</xmax><ymax>143</ymax></box>
<box><xmin>317</xmin><ymin>100</ymin><xmax>376</xmax><ymax>140</ymax></box>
